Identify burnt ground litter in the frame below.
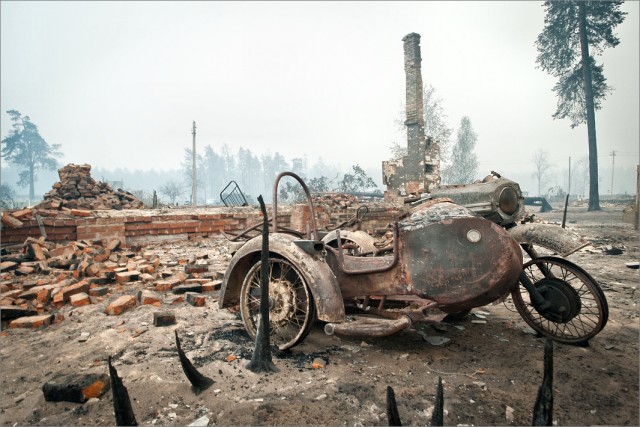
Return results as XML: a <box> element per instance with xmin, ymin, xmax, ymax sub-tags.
<box><xmin>0</xmin><ymin>203</ymin><xmax>638</xmax><ymax>426</ymax></box>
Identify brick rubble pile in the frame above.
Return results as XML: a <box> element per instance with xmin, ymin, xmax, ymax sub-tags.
<box><xmin>0</xmin><ymin>236</ymin><xmax>226</xmax><ymax>329</ymax></box>
<box><xmin>312</xmin><ymin>192</ymin><xmax>359</xmax><ymax>210</ymax></box>
<box><xmin>34</xmin><ymin>163</ymin><xmax>145</xmax><ymax>211</ymax></box>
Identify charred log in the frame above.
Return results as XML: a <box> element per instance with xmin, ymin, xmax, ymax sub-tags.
<box><xmin>432</xmin><ymin>376</ymin><xmax>444</xmax><ymax>426</ymax></box>
<box><xmin>386</xmin><ymin>386</ymin><xmax>402</xmax><ymax>426</ymax></box>
<box><xmin>246</xmin><ymin>195</ymin><xmax>279</xmax><ymax>373</ymax></box>
<box><xmin>174</xmin><ymin>331</ymin><xmax>214</xmax><ymax>394</ymax></box>
<box><xmin>107</xmin><ymin>356</ymin><xmax>138</xmax><ymax>426</ymax></box>
<box><xmin>532</xmin><ymin>339</ymin><xmax>554</xmax><ymax>426</ymax></box>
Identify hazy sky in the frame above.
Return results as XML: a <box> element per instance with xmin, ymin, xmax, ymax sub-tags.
<box><xmin>1</xmin><ymin>1</ymin><xmax>638</xmax><ymax>193</ymax></box>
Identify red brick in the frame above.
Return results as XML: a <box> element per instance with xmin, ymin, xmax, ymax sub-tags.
<box><xmin>186</xmin><ymin>292</ymin><xmax>205</xmax><ymax>307</ymax></box>
<box><xmin>115</xmin><ymin>270</ymin><xmax>140</xmax><ymax>283</ymax></box>
<box><xmin>61</xmin><ymin>280</ymin><xmax>89</xmax><ymax>302</ymax></box>
<box><xmin>9</xmin><ymin>314</ymin><xmax>54</xmax><ymax>328</ymax></box>
<box><xmin>202</xmin><ymin>280</ymin><xmax>222</xmax><ymax>292</ymax></box>
<box><xmin>70</xmin><ymin>209</ymin><xmax>92</xmax><ymax>217</ymax></box>
<box><xmin>70</xmin><ymin>292</ymin><xmax>91</xmax><ymax>307</ymax></box>
<box><xmin>137</xmin><ymin>290</ymin><xmax>161</xmax><ymax>306</ymax></box>
<box><xmin>105</xmin><ymin>295</ymin><xmax>137</xmax><ymax>315</ymax></box>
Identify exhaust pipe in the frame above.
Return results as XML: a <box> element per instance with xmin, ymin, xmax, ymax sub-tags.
<box><xmin>325</xmin><ymin>315</ymin><xmax>412</xmax><ymax>338</ymax></box>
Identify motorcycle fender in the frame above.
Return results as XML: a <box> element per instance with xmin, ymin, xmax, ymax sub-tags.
<box><xmin>321</xmin><ymin>230</ymin><xmax>377</xmax><ymax>253</ymax></box>
<box><xmin>219</xmin><ymin>233</ymin><xmax>345</xmax><ymax>323</ymax></box>
<box><xmin>508</xmin><ymin>223</ymin><xmax>589</xmax><ymax>257</ymax></box>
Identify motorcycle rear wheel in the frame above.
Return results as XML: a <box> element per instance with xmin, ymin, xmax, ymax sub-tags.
<box><xmin>511</xmin><ymin>256</ymin><xmax>608</xmax><ymax>344</ymax></box>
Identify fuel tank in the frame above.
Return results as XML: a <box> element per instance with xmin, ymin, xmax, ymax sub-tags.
<box><xmin>399</xmin><ymin>200</ymin><xmax>523</xmax><ymax>312</ymax></box>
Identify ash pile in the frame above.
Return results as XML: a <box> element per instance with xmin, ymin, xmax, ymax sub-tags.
<box><xmin>35</xmin><ymin>164</ymin><xmax>144</xmax><ymax>211</ymax></box>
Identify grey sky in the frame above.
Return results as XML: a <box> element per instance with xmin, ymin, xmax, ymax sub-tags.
<box><xmin>1</xmin><ymin>1</ymin><xmax>638</xmax><ymax>194</ymax></box>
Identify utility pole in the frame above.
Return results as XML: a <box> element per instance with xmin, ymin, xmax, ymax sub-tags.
<box><xmin>192</xmin><ymin>121</ymin><xmax>197</xmax><ymax>207</ymax></box>
<box><xmin>568</xmin><ymin>156</ymin><xmax>571</xmax><ymax>196</ymax></box>
<box><xmin>610</xmin><ymin>150</ymin><xmax>616</xmax><ymax>196</ymax></box>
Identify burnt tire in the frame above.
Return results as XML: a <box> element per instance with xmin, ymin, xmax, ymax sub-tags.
<box><xmin>239</xmin><ymin>257</ymin><xmax>315</xmax><ymax>350</ymax></box>
<box><xmin>511</xmin><ymin>256</ymin><xmax>608</xmax><ymax>344</ymax></box>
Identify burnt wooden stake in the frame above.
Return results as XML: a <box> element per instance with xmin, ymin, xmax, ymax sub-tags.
<box><xmin>175</xmin><ymin>331</ymin><xmax>214</xmax><ymax>394</ymax></box>
<box><xmin>386</xmin><ymin>386</ymin><xmax>402</xmax><ymax>426</ymax></box>
<box><xmin>532</xmin><ymin>338</ymin><xmax>554</xmax><ymax>426</ymax></box>
<box><xmin>431</xmin><ymin>376</ymin><xmax>444</xmax><ymax>426</ymax></box>
<box><xmin>107</xmin><ymin>356</ymin><xmax>138</xmax><ymax>426</ymax></box>
<box><xmin>246</xmin><ymin>195</ymin><xmax>279</xmax><ymax>373</ymax></box>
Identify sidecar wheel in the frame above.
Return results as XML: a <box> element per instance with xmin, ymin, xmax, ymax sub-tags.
<box><xmin>239</xmin><ymin>257</ymin><xmax>316</xmax><ymax>350</ymax></box>
<box><xmin>511</xmin><ymin>256</ymin><xmax>608</xmax><ymax>344</ymax></box>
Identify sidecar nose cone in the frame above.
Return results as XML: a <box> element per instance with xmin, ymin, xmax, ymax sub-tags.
<box><xmin>466</xmin><ymin>229</ymin><xmax>481</xmax><ymax>243</ymax></box>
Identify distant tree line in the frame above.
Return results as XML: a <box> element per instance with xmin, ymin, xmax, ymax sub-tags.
<box><xmin>164</xmin><ymin>144</ymin><xmax>379</xmax><ymax>206</ymax></box>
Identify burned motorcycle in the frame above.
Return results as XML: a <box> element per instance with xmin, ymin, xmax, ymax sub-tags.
<box><xmin>219</xmin><ymin>172</ymin><xmax>608</xmax><ymax>349</ymax></box>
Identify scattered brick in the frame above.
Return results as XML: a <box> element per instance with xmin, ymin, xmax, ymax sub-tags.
<box><xmin>153</xmin><ymin>312</ymin><xmax>176</xmax><ymax>327</ymax></box>
<box><xmin>164</xmin><ymin>295</ymin><xmax>184</xmax><ymax>305</ymax></box>
<box><xmin>173</xmin><ymin>283</ymin><xmax>202</xmax><ymax>294</ymax></box>
<box><xmin>10</xmin><ymin>314</ymin><xmax>54</xmax><ymax>329</ymax></box>
<box><xmin>0</xmin><ymin>305</ymin><xmax>38</xmax><ymax>320</ymax></box>
<box><xmin>0</xmin><ymin>261</ymin><xmax>18</xmax><ymax>272</ymax></box>
<box><xmin>42</xmin><ymin>373</ymin><xmax>110</xmax><ymax>403</ymax></box>
<box><xmin>70</xmin><ymin>209</ymin><xmax>92</xmax><ymax>217</ymax></box>
<box><xmin>137</xmin><ymin>290</ymin><xmax>161</xmax><ymax>306</ymax></box>
<box><xmin>25</xmin><ymin>243</ymin><xmax>47</xmax><ymax>261</ymax></box>
<box><xmin>61</xmin><ymin>280</ymin><xmax>90</xmax><ymax>302</ymax></box>
<box><xmin>1</xmin><ymin>212</ymin><xmax>24</xmax><ymax>228</ymax></box>
<box><xmin>185</xmin><ymin>264</ymin><xmax>208</xmax><ymax>274</ymax></box>
<box><xmin>15</xmin><ymin>266</ymin><xmax>35</xmax><ymax>276</ymax></box>
<box><xmin>115</xmin><ymin>270</ymin><xmax>140</xmax><ymax>283</ymax></box>
<box><xmin>186</xmin><ymin>292</ymin><xmax>205</xmax><ymax>307</ymax></box>
<box><xmin>105</xmin><ymin>295</ymin><xmax>137</xmax><ymax>315</ymax></box>
<box><xmin>89</xmin><ymin>286</ymin><xmax>109</xmax><ymax>297</ymax></box>
<box><xmin>70</xmin><ymin>292</ymin><xmax>91</xmax><ymax>307</ymax></box>
<box><xmin>201</xmin><ymin>280</ymin><xmax>222</xmax><ymax>292</ymax></box>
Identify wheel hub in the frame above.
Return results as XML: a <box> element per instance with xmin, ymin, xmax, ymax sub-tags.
<box><xmin>268</xmin><ymin>280</ymin><xmax>297</xmax><ymax>323</ymax></box>
<box><xmin>536</xmin><ymin>278</ymin><xmax>581</xmax><ymax>323</ymax></box>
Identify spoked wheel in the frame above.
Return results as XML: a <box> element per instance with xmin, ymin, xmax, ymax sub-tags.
<box><xmin>511</xmin><ymin>256</ymin><xmax>608</xmax><ymax>344</ymax></box>
<box><xmin>239</xmin><ymin>257</ymin><xmax>316</xmax><ymax>350</ymax></box>
<box><xmin>323</xmin><ymin>230</ymin><xmax>377</xmax><ymax>256</ymax></box>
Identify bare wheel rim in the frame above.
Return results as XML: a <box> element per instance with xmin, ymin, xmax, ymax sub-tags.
<box><xmin>239</xmin><ymin>257</ymin><xmax>315</xmax><ymax>350</ymax></box>
<box><xmin>511</xmin><ymin>256</ymin><xmax>608</xmax><ymax>344</ymax></box>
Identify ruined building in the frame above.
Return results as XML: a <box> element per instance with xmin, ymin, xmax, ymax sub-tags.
<box><xmin>383</xmin><ymin>33</ymin><xmax>440</xmax><ymax>201</ymax></box>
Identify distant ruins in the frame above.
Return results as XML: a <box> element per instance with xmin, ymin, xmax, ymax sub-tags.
<box><xmin>383</xmin><ymin>33</ymin><xmax>440</xmax><ymax>201</ymax></box>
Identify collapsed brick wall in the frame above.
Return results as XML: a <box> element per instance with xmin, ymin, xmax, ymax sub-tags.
<box><xmin>2</xmin><ymin>209</ymin><xmax>293</xmax><ymax>247</ymax></box>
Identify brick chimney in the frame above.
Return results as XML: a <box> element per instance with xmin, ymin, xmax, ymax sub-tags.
<box><xmin>383</xmin><ymin>33</ymin><xmax>440</xmax><ymax>201</ymax></box>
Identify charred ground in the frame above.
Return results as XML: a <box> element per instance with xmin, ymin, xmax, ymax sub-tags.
<box><xmin>0</xmin><ymin>203</ymin><xmax>638</xmax><ymax>426</ymax></box>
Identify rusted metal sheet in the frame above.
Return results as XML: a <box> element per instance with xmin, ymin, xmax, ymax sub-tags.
<box><xmin>219</xmin><ymin>233</ymin><xmax>345</xmax><ymax>323</ymax></box>
<box><xmin>508</xmin><ymin>223</ymin><xmax>590</xmax><ymax>257</ymax></box>
<box><xmin>398</xmin><ymin>201</ymin><xmax>522</xmax><ymax>312</ymax></box>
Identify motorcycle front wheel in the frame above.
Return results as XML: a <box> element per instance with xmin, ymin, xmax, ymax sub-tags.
<box><xmin>511</xmin><ymin>256</ymin><xmax>608</xmax><ymax>344</ymax></box>
<box><xmin>239</xmin><ymin>257</ymin><xmax>316</xmax><ymax>350</ymax></box>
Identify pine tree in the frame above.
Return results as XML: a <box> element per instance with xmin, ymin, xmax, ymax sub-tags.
<box><xmin>536</xmin><ymin>1</ymin><xmax>626</xmax><ymax>211</ymax></box>
<box><xmin>1</xmin><ymin>110</ymin><xmax>62</xmax><ymax>199</ymax></box>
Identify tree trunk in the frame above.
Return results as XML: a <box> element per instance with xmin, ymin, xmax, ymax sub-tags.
<box><xmin>578</xmin><ymin>2</ymin><xmax>601</xmax><ymax>211</ymax></box>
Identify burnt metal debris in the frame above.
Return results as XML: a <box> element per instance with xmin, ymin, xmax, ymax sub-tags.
<box><xmin>220</xmin><ymin>180</ymin><xmax>249</xmax><ymax>207</ymax></box>
<box><xmin>107</xmin><ymin>356</ymin><xmax>138</xmax><ymax>426</ymax></box>
<box><xmin>174</xmin><ymin>331</ymin><xmax>215</xmax><ymax>394</ymax></box>
<box><xmin>220</xmin><ymin>170</ymin><xmax>608</xmax><ymax>349</ymax></box>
